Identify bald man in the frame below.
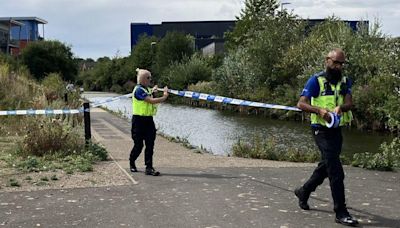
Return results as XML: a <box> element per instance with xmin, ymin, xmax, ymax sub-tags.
<box><xmin>295</xmin><ymin>49</ymin><xmax>358</xmax><ymax>226</ymax></box>
<box><xmin>129</xmin><ymin>69</ymin><xmax>168</xmax><ymax>176</ymax></box>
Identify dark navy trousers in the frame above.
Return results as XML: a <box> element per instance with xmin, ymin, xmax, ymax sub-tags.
<box><xmin>303</xmin><ymin>127</ymin><xmax>347</xmax><ymax>214</ymax></box>
<box><xmin>129</xmin><ymin>115</ymin><xmax>156</xmax><ymax>169</ymax></box>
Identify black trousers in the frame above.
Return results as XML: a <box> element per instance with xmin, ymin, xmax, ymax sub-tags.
<box><xmin>129</xmin><ymin>115</ymin><xmax>156</xmax><ymax>169</ymax></box>
<box><xmin>302</xmin><ymin>127</ymin><xmax>347</xmax><ymax>214</ymax></box>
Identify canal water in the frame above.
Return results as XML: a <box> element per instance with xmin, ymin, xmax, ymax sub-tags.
<box><xmin>85</xmin><ymin>92</ymin><xmax>392</xmax><ymax>157</ymax></box>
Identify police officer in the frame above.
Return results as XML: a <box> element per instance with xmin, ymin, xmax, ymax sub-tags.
<box><xmin>295</xmin><ymin>49</ymin><xmax>358</xmax><ymax>226</ymax></box>
<box><xmin>129</xmin><ymin>68</ymin><xmax>168</xmax><ymax>176</ymax></box>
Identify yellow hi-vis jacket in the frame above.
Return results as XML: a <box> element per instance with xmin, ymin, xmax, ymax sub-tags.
<box><xmin>311</xmin><ymin>76</ymin><xmax>352</xmax><ymax>126</ymax></box>
<box><xmin>132</xmin><ymin>85</ymin><xmax>157</xmax><ymax>116</ymax></box>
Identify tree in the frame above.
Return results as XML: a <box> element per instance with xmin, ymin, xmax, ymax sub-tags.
<box><xmin>131</xmin><ymin>35</ymin><xmax>158</xmax><ymax>73</ymax></box>
<box><xmin>154</xmin><ymin>31</ymin><xmax>194</xmax><ymax>81</ymax></box>
<box><xmin>225</xmin><ymin>0</ymin><xmax>280</xmax><ymax>50</ymax></box>
<box><xmin>221</xmin><ymin>0</ymin><xmax>305</xmax><ymax>91</ymax></box>
<box><xmin>21</xmin><ymin>40</ymin><xmax>78</xmax><ymax>81</ymax></box>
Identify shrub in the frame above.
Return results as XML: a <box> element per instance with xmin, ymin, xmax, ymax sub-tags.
<box><xmin>352</xmin><ymin>137</ymin><xmax>400</xmax><ymax>171</ymax></box>
<box><xmin>188</xmin><ymin>81</ymin><xmax>218</xmax><ymax>94</ymax></box>
<box><xmin>85</xmin><ymin>142</ymin><xmax>108</xmax><ymax>161</ymax></box>
<box><xmin>213</xmin><ymin>48</ymin><xmax>261</xmax><ymax>97</ymax></box>
<box><xmin>232</xmin><ymin>134</ymin><xmax>320</xmax><ymax>162</ymax></box>
<box><xmin>110</xmin><ymin>84</ymin><xmax>124</xmax><ymax>93</ymax></box>
<box><xmin>18</xmin><ymin>156</ymin><xmax>40</xmax><ymax>171</ymax></box>
<box><xmin>160</xmin><ymin>55</ymin><xmax>212</xmax><ymax>90</ymax></box>
<box><xmin>42</xmin><ymin>73</ymin><xmax>66</xmax><ymax>103</ymax></box>
<box><xmin>21</xmin><ymin>117</ymin><xmax>84</xmax><ymax>157</ymax></box>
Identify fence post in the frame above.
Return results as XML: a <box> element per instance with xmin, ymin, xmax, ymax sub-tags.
<box><xmin>83</xmin><ymin>102</ymin><xmax>91</xmax><ymax>143</ymax></box>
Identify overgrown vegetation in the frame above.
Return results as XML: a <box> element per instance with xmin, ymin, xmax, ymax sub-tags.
<box><xmin>0</xmin><ymin>53</ymin><xmax>108</xmax><ymax>178</ymax></box>
<box><xmin>232</xmin><ymin>134</ymin><xmax>320</xmax><ymax>163</ymax></box>
<box><xmin>1</xmin><ymin>141</ymin><xmax>107</xmax><ymax>173</ymax></box>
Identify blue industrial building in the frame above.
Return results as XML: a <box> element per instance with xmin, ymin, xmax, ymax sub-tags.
<box><xmin>131</xmin><ymin>20</ymin><xmax>235</xmax><ymax>52</ymax></box>
<box><xmin>130</xmin><ymin>19</ymin><xmax>368</xmax><ymax>55</ymax></box>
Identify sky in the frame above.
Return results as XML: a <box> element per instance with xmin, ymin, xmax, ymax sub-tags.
<box><xmin>1</xmin><ymin>0</ymin><xmax>399</xmax><ymax>59</ymax></box>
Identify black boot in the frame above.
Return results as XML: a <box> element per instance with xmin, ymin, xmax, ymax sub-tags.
<box><xmin>130</xmin><ymin>162</ymin><xmax>137</xmax><ymax>172</ymax></box>
<box><xmin>145</xmin><ymin>167</ymin><xmax>160</xmax><ymax>176</ymax></box>
<box><xmin>294</xmin><ymin>187</ymin><xmax>310</xmax><ymax>210</ymax></box>
<box><xmin>335</xmin><ymin>210</ymin><xmax>359</xmax><ymax>227</ymax></box>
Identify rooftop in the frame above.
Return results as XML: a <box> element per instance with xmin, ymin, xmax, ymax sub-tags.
<box><xmin>0</xmin><ymin>17</ymin><xmax>47</xmax><ymax>24</ymax></box>
<box><xmin>0</xmin><ymin>18</ymin><xmax>24</xmax><ymax>26</ymax></box>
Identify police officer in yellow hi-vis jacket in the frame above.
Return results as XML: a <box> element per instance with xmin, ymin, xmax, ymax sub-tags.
<box><xmin>295</xmin><ymin>49</ymin><xmax>359</xmax><ymax>226</ymax></box>
<box><xmin>129</xmin><ymin>68</ymin><xmax>168</xmax><ymax>176</ymax></box>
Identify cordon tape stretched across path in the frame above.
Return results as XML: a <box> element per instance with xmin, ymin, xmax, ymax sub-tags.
<box><xmin>0</xmin><ymin>88</ymin><xmax>301</xmax><ymax>116</ymax></box>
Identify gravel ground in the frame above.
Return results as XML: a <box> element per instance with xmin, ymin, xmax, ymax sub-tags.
<box><xmin>0</xmin><ymin>161</ymin><xmax>131</xmax><ymax>193</ymax></box>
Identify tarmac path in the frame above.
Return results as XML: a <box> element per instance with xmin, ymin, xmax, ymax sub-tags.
<box><xmin>0</xmin><ymin>107</ymin><xmax>399</xmax><ymax>227</ymax></box>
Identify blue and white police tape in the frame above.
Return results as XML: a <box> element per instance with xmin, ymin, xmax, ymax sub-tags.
<box><xmin>158</xmin><ymin>88</ymin><xmax>302</xmax><ymax>112</ymax></box>
<box><xmin>88</xmin><ymin>88</ymin><xmax>301</xmax><ymax>112</ymax></box>
<box><xmin>90</xmin><ymin>93</ymin><xmax>132</xmax><ymax>107</ymax></box>
<box><xmin>326</xmin><ymin>112</ymin><xmax>341</xmax><ymax>128</ymax></box>
<box><xmin>0</xmin><ymin>108</ymin><xmax>89</xmax><ymax>116</ymax></box>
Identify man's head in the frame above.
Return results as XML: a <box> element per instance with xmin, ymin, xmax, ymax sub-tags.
<box><xmin>325</xmin><ymin>48</ymin><xmax>346</xmax><ymax>84</ymax></box>
<box><xmin>136</xmin><ymin>68</ymin><xmax>152</xmax><ymax>87</ymax></box>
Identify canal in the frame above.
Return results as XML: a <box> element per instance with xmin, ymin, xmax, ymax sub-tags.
<box><xmin>84</xmin><ymin>92</ymin><xmax>392</xmax><ymax>158</ymax></box>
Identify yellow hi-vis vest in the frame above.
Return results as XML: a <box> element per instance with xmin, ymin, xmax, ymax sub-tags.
<box><xmin>132</xmin><ymin>85</ymin><xmax>157</xmax><ymax>116</ymax></box>
<box><xmin>311</xmin><ymin>76</ymin><xmax>353</xmax><ymax>126</ymax></box>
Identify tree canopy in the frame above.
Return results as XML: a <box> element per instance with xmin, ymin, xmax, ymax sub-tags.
<box><xmin>21</xmin><ymin>40</ymin><xmax>78</xmax><ymax>81</ymax></box>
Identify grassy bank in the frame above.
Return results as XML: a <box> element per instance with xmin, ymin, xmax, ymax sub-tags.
<box><xmin>232</xmin><ymin>134</ymin><xmax>400</xmax><ymax>171</ymax></box>
<box><xmin>0</xmin><ymin>61</ymin><xmax>109</xmax><ymax>189</ymax></box>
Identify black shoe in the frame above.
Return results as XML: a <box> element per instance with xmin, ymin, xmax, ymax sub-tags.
<box><xmin>145</xmin><ymin>168</ymin><xmax>160</xmax><ymax>176</ymax></box>
<box><xmin>130</xmin><ymin>163</ymin><xmax>137</xmax><ymax>172</ymax></box>
<box><xmin>335</xmin><ymin>215</ymin><xmax>359</xmax><ymax>227</ymax></box>
<box><xmin>294</xmin><ymin>187</ymin><xmax>310</xmax><ymax>210</ymax></box>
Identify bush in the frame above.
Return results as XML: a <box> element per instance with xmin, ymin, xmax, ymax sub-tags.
<box><xmin>188</xmin><ymin>81</ymin><xmax>218</xmax><ymax>94</ymax></box>
<box><xmin>85</xmin><ymin>142</ymin><xmax>108</xmax><ymax>161</ymax></box>
<box><xmin>42</xmin><ymin>73</ymin><xmax>66</xmax><ymax>103</ymax></box>
<box><xmin>213</xmin><ymin>48</ymin><xmax>261</xmax><ymax>97</ymax></box>
<box><xmin>232</xmin><ymin>137</ymin><xmax>278</xmax><ymax>160</ymax></box>
<box><xmin>160</xmin><ymin>55</ymin><xmax>212</xmax><ymax>90</ymax></box>
<box><xmin>21</xmin><ymin>117</ymin><xmax>84</xmax><ymax>157</ymax></box>
<box><xmin>110</xmin><ymin>84</ymin><xmax>124</xmax><ymax>93</ymax></box>
<box><xmin>232</xmin><ymin>134</ymin><xmax>320</xmax><ymax>162</ymax></box>
<box><xmin>352</xmin><ymin>137</ymin><xmax>400</xmax><ymax>171</ymax></box>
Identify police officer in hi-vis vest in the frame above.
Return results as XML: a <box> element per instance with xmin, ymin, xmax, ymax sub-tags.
<box><xmin>129</xmin><ymin>68</ymin><xmax>168</xmax><ymax>176</ymax></box>
<box><xmin>295</xmin><ymin>49</ymin><xmax>358</xmax><ymax>226</ymax></box>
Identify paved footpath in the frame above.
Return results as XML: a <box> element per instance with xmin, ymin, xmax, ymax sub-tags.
<box><xmin>1</xmin><ymin>108</ymin><xmax>399</xmax><ymax>228</ymax></box>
